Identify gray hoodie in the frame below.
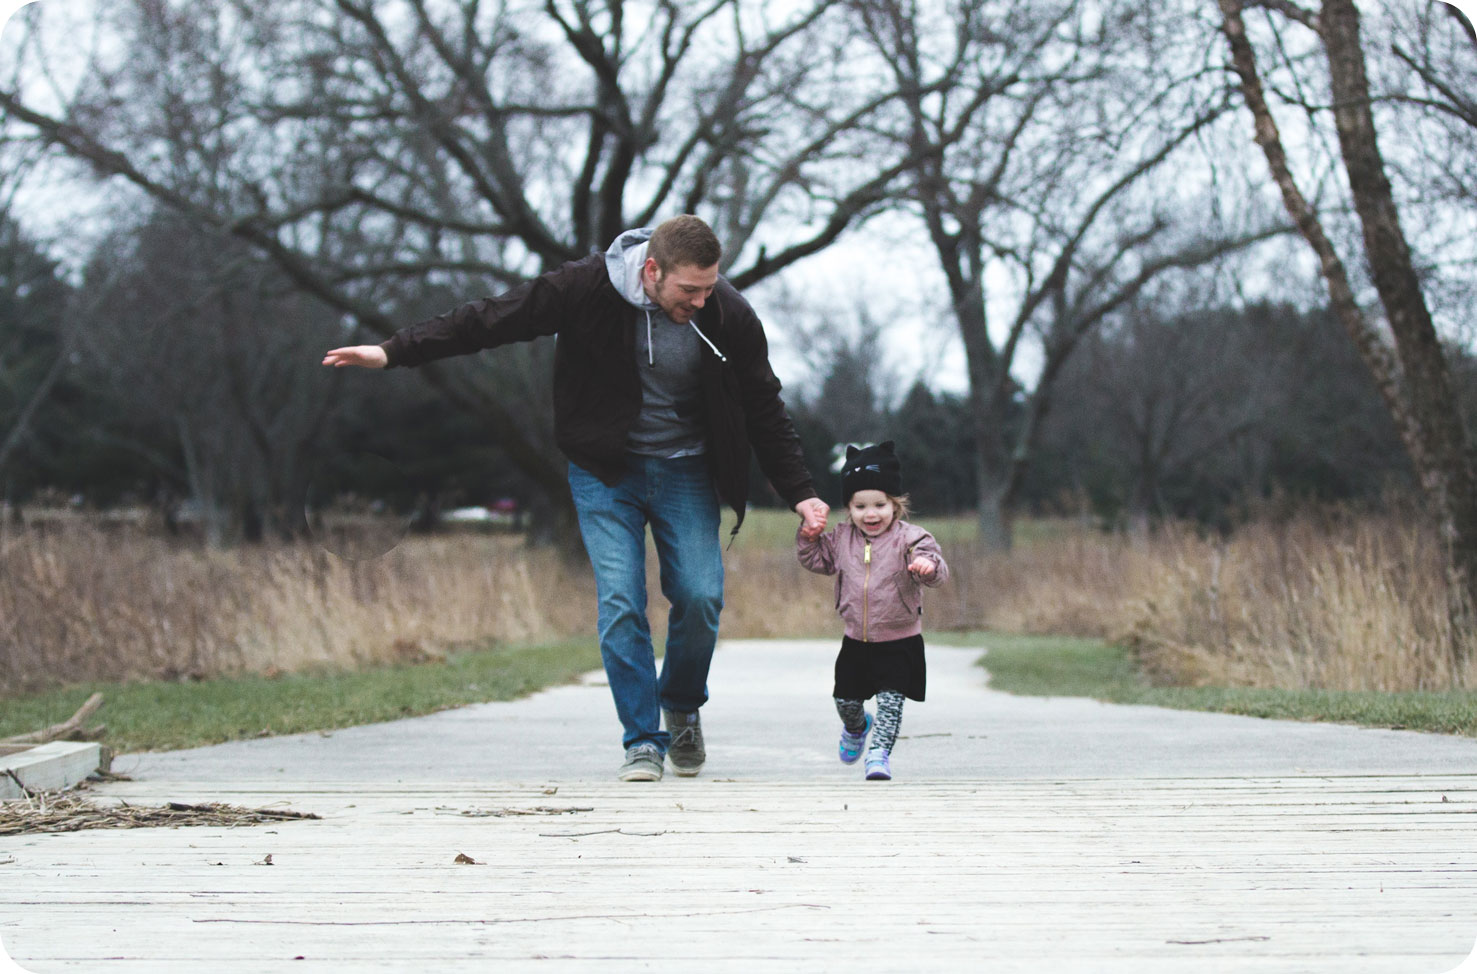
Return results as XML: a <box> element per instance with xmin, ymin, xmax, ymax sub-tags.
<box><xmin>604</xmin><ymin>227</ymin><xmax>721</xmax><ymax>459</ymax></box>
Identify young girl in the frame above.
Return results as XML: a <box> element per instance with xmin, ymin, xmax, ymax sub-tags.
<box><xmin>796</xmin><ymin>441</ymin><xmax>950</xmax><ymax>780</ymax></box>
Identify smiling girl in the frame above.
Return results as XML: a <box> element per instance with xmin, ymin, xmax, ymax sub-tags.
<box><xmin>796</xmin><ymin>441</ymin><xmax>950</xmax><ymax>781</ymax></box>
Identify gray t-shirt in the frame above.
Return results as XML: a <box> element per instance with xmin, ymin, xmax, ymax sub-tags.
<box><xmin>628</xmin><ymin>309</ymin><xmax>707</xmax><ymax>458</ymax></box>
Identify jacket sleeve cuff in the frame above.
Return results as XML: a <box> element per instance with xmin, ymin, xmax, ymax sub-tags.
<box><xmin>379</xmin><ymin>338</ymin><xmax>403</xmax><ymax>369</ymax></box>
<box><xmin>785</xmin><ymin>486</ymin><xmax>820</xmax><ymax>509</ymax></box>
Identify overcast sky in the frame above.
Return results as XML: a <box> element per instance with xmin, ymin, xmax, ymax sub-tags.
<box><xmin>2</xmin><ymin>0</ymin><xmax>1470</xmax><ymax>403</ymax></box>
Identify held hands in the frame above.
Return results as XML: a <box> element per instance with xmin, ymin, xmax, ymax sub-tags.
<box><xmin>322</xmin><ymin>345</ymin><xmax>388</xmax><ymax>369</ymax></box>
<box><xmin>908</xmin><ymin>557</ymin><xmax>936</xmax><ymax>580</ymax></box>
<box><xmin>795</xmin><ymin>497</ymin><xmax>829</xmax><ymax>539</ymax></box>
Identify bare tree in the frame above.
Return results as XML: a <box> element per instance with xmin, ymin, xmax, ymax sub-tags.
<box><xmin>1052</xmin><ymin>300</ymin><xmax>1362</xmax><ymax>528</ymax></box>
<box><xmin>849</xmin><ymin>0</ymin><xmax>1286</xmax><ymax>549</ymax></box>
<box><xmin>73</xmin><ymin>213</ymin><xmax>344</xmax><ymax>545</ymax></box>
<box><xmin>1382</xmin><ymin>2</ymin><xmax>1477</xmax><ymax>344</ymax></box>
<box><xmin>1215</xmin><ymin>0</ymin><xmax>1477</xmax><ymax>661</ymax></box>
<box><xmin>0</xmin><ymin>0</ymin><xmax>926</xmax><ymax>541</ymax></box>
<box><xmin>0</xmin><ymin>212</ymin><xmax>75</xmax><ymax>486</ymax></box>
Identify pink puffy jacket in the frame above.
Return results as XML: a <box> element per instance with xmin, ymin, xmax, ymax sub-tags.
<box><xmin>796</xmin><ymin>520</ymin><xmax>950</xmax><ymax>642</ymax></box>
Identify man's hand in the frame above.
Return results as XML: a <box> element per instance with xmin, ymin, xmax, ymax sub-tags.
<box><xmin>908</xmin><ymin>557</ymin><xmax>936</xmax><ymax>580</ymax></box>
<box><xmin>322</xmin><ymin>345</ymin><xmax>388</xmax><ymax>369</ymax></box>
<box><xmin>795</xmin><ymin>497</ymin><xmax>829</xmax><ymax>539</ymax></box>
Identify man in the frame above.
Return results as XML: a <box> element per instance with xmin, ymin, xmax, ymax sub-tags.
<box><xmin>323</xmin><ymin>215</ymin><xmax>829</xmax><ymax>781</ymax></box>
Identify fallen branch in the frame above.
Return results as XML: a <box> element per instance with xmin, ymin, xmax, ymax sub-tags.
<box><xmin>1</xmin><ymin>790</ymin><xmax>321</xmax><ymax>835</ymax></box>
<box><xmin>0</xmin><ymin>693</ymin><xmax>105</xmax><ymax>745</ymax></box>
<box><xmin>3</xmin><ymin>769</ymin><xmax>37</xmax><ymax>800</ymax></box>
<box><xmin>456</xmin><ymin>805</ymin><xmax>594</xmax><ymax>818</ymax></box>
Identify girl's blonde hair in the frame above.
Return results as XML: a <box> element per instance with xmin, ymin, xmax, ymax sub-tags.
<box><xmin>889</xmin><ymin>493</ymin><xmax>912</xmax><ymax>521</ymax></box>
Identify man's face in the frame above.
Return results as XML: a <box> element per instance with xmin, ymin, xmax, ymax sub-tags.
<box><xmin>644</xmin><ymin>259</ymin><xmax>718</xmax><ymax>324</ymax></box>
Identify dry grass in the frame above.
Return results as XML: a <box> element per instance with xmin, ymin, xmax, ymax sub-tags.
<box><xmin>1114</xmin><ymin>515</ymin><xmax>1477</xmax><ymax>692</ymax></box>
<box><xmin>4</xmin><ymin>508</ymin><xmax>1472</xmax><ymax>696</ymax></box>
<box><xmin>0</xmin><ymin>522</ymin><xmax>595</xmax><ymax>695</ymax></box>
<box><xmin>902</xmin><ymin>511</ymin><xmax>1477</xmax><ymax>693</ymax></box>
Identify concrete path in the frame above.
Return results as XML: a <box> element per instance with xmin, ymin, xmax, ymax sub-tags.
<box><xmin>4</xmin><ymin>638</ymin><xmax>1477</xmax><ymax>973</ymax></box>
<box><xmin>117</xmin><ymin>639</ymin><xmax>1477</xmax><ymax>783</ymax></box>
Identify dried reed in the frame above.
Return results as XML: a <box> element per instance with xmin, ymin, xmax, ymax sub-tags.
<box><xmin>0</xmin><ymin>521</ymin><xmax>594</xmax><ymax>695</ymax></box>
<box><xmin>1117</xmin><ymin>515</ymin><xmax>1477</xmax><ymax>692</ymax></box>
<box><xmin>4</xmin><ymin>510</ymin><xmax>1470</xmax><ymax>696</ymax></box>
<box><xmin>0</xmin><ymin>785</ymin><xmax>320</xmax><ymax>835</ymax></box>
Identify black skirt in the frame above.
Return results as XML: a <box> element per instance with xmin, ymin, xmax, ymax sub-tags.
<box><xmin>832</xmin><ymin>633</ymin><xmax>926</xmax><ymax>702</ymax></box>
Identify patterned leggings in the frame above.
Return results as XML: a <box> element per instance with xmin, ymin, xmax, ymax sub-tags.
<box><xmin>835</xmin><ymin>691</ymin><xmax>905</xmax><ymax>753</ymax></box>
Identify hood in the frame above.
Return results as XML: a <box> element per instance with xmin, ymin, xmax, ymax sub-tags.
<box><xmin>605</xmin><ymin>227</ymin><xmax>658</xmax><ymax>310</ymax></box>
<box><xmin>603</xmin><ymin>225</ymin><xmax>729</xmax><ymax>366</ymax></box>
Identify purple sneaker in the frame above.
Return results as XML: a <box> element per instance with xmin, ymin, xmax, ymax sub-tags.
<box><xmin>864</xmin><ymin>748</ymin><xmax>891</xmax><ymax>781</ymax></box>
<box><xmin>839</xmin><ymin>713</ymin><xmax>872</xmax><ymax>764</ymax></box>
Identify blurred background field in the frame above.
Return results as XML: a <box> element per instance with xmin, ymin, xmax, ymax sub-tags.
<box><xmin>4</xmin><ymin>0</ymin><xmax>1477</xmax><ymax>744</ymax></box>
<box><xmin>5</xmin><ymin>506</ymin><xmax>1472</xmax><ymax>703</ymax></box>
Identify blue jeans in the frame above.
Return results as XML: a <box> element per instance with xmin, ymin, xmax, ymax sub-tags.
<box><xmin>568</xmin><ymin>454</ymin><xmax>724</xmax><ymax>752</ymax></box>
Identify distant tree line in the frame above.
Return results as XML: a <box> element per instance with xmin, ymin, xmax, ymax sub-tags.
<box><xmin>753</xmin><ymin>295</ymin><xmax>1466</xmax><ymax>529</ymax></box>
<box><xmin>9</xmin><ymin>201</ymin><xmax>1477</xmax><ymax>541</ymax></box>
<box><xmin>0</xmin><ymin>209</ymin><xmax>549</xmax><ymax>542</ymax></box>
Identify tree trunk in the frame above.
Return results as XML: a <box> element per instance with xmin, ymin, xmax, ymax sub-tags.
<box><xmin>1319</xmin><ymin>0</ymin><xmax>1477</xmax><ymax>653</ymax></box>
<box><xmin>1218</xmin><ymin>0</ymin><xmax>1477</xmax><ymax>664</ymax></box>
<box><xmin>975</xmin><ymin>473</ymin><xmax>1014</xmax><ymax>553</ymax></box>
<box><xmin>946</xmin><ymin>249</ymin><xmax>1016</xmax><ymax>553</ymax></box>
<box><xmin>968</xmin><ymin>370</ymin><xmax>1017</xmax><ymax>552</ymax></box>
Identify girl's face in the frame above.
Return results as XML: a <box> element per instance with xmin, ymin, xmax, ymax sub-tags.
<box><xmin>848</xmin><ymin>489</ymin><xmax>895</xmax><ymax>536</ymax></box>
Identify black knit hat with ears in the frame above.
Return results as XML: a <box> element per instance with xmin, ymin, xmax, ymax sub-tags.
<box><xmin>841</xmin><ymin>441</ymin><xmax>903</xmax><ymax>502</ymax></box>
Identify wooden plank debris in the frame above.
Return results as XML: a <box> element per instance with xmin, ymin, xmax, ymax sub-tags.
<box><xmin>0</xmin><ymin>741</ymin><xmax>106</xmax><ymax>800</ymax></box>
<box><xmin>0</xmin><ymin>692</ymin><xmax>105</xmax><ymax>745</ymax></box>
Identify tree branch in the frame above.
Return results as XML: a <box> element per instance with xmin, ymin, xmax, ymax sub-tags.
<box><xmin>1215</xmin><ymin>0</ymin><xmax>1422</xmax><ymax>467</ymax></box>
<box><xmin>1244</xmin><ymin>0</ymin><xmax>1319</xmax><ymax>30</ymax></box>
<box><xmin>0</xmin><ymin>90</ymin><xmax>569</xmax><ymax>502</ymax></box>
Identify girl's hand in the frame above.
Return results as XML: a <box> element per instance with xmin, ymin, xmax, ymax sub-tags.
<box><xmin>795</xmin><ymin>498</ymin><xmax>829</xmax><ymax>539</ymax></box>
<box><xmin>908</xmin><ymin>557</ymin><xmax>935</xmax><ymax>579</ymax></box>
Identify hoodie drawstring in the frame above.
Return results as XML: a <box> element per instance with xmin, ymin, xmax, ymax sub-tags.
<box><xmin>689</xmin><ymin>321</ymin><xmax>727</xmax><ymax>363</ymax></box>
<box><xmin>644</xmin><ymin>309</ymin><xmax>729</xmax><ymax>365</ymax></box>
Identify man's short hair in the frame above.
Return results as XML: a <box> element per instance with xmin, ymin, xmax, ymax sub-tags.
<box><xmin>648</xmin><ymin>215</ymin><xmax>722</xmax><ymax>274</ymax></box>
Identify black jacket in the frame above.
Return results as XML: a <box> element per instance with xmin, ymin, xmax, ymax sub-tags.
<box><xmin>380</xmin><ymin>253</ymin><xmax>817</xmax><ymax>530</ymax></box>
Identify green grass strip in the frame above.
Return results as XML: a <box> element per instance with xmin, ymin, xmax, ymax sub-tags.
<box><xmin>943</xmin><ymin>632</ymin><xmax>1477</xmax><ymax>737</ymax></box>
<box><xmin>0</xmin><ymin>639</ymin><xmax>602</xmax><ymax>753</ymax></box>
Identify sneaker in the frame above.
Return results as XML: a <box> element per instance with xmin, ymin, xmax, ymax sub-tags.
<box><xmin>864</xmin><ymin>748</ymin><xmax>891</xmax><ymax>781</ymax></box>
<box><xmin>663</xmin><ymin>709</ymin><xmax>705</xmax><ymax>777</ymax></box>
<box><xmin>839</xmin><ymin>713</ymin><xmax>872</xmax><ymax>764</ymax></box>
<box><xmin>618</xmin><ymin>742</ymin><xmax>664</xmax><ymax>782</ymax></box>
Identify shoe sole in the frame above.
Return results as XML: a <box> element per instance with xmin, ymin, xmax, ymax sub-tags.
<box><xmin>618</xmin><ymin>761</ymin><xmax>663</xmax><ymax>782</ymax></box>
<box><xmin>865</xmin><ymin>770</ymin><xmax>891</xmax><ymax>781</ymax></box>
<box><xmin>618</xmin><ymin>768</ymin><xmax>662</xmax><ymax>782</ymax></box>
<box><xmin>669</xmin><ymin>760</ymin><xmax>703</xmax><ymax>777</ymax></box>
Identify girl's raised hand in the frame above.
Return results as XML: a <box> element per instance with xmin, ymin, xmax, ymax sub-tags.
<box><xmin>908</xmin><ymin>557</ymin><xmax>935</xmax><ymax>579</ymax></box>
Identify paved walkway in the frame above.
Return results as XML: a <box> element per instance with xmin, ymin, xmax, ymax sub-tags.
<box><xmin>112</xmin><ymin>639</ymin><xmax>1477</xmax><ymax>782</ymax></box>
<box><xmin>4</xmin><ymin>639</ymin><xmax>1477</xmax><ymax>972</ymax></box>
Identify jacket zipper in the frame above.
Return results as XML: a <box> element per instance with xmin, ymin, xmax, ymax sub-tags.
<box><xmin>862</xmin><ymin>540</ymin><xmax>872</xmax><ymax>642</ymax></box>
